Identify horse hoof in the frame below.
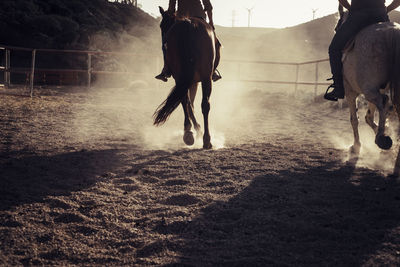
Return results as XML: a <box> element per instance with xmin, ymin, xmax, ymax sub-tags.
<box><xmin>376</xmin><ymin>135</ymin><xmax>392</xmax><ymax>150</ymax></box>
<box><xmin>183</xmin><ymin>131</ymin><xmax>195</xmax><ymax>146</ymax></box>
<box><xmin>203</xmin><ymin>143</ymin><xmax>212</xmax><ymax>149</ymax></box>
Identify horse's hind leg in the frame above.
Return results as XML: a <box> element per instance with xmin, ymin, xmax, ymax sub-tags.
<box><xmin>188</xmin><ymin>83</ymin><xmax>201</xmax><ymax>133</ymax></box>
<box><xmin>347</xmin><ymin>93</ymin><xmax>361</xmax><ymax>154</ymax></box>
<box><xmin>182</xmin><ymin>95</ymin><xmax>195</xmax><ymax>146</ymax></box>
<box><xmin>201</xmin><ymin>79</ymin><xmax>212</xmax><ymax>149</ymax></box>
<box><xmin>366</xmin><ymin>92</ymin><xmax>392</xmax><ymax>150</ymax></box>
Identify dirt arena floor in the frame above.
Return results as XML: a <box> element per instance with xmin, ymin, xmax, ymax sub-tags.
<box><xmin>0</xmin><ymin>81</ymin><xmax>399</xmax><ymax>266</ymax></box>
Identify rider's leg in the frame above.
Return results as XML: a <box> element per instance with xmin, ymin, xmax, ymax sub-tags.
<box><xmin>155</xmin><ymin>39</ymin><xmax>172</xmax><ymax>82</ymax></box>
<box><xmin>212</xmin><ymin>37</ymin><xmax>222</xmax><ymax>82</ymax></box>
<box><xmin>325</xmin><ymin>11</ymin><xmax>373</xmax><ymax>101</ymax></box>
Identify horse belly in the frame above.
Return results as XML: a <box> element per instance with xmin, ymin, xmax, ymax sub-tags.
<box><xmin>343</xmin><ymin>53</ymin><xmax>362</xmax><ymax>93</ymax></box>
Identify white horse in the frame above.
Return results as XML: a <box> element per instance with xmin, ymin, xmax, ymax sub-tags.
<box><xmin>338</xmin><ymin>11</ymin><xmax>400</xmax><ymax>176</ymax></box>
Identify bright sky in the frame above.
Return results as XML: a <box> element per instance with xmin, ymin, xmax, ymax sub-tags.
<box><xmin>138</xmin><ymin>0</ymin><xmax>341</xmax><ymax>28</ymax></box>
<box><xmin>139</xmin><ymin>1</ymin><xmax>400</xmax><ymax>28</ymax></box>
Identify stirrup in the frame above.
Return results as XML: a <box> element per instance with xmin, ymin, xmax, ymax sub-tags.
<box><xmin>212</xmin><ymin>69</ymin><xmax>222</xmax><ymax>82</ymax></box>
<box><xmin>324</xmin><ymin>84</ymin><xmax>339</xmax><ymax>102</ymax></box>
<box><xmin>155</xmin><ymin>73</ymin><xmax>168</xmax><ymax>82</ymax></box>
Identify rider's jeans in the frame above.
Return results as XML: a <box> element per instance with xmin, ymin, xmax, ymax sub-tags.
<box><xmin>329</xmin><ymin>8</ymin><xmax>389</xmax><ymax>84</ymax></box>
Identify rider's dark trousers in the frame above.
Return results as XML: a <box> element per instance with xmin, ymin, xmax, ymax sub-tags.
<box><xmin>329</xmin><ymin>8</ymin><xmax>389</xmax><ymax>85</ymax></box>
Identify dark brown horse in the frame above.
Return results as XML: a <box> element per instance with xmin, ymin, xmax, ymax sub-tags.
<box><xmin>153</xmin><ymin>7</ymin><xmax>218</xmax><ymax>149</ymax></box>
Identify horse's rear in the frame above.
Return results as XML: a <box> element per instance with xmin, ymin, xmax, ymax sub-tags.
<box><xmin>166</xmin><ymin>17</ymin><xmax>216</xmax><ymax>83</ymax></box>
<box><xmin>343</xmin><ymin>22</ymin><xmax>397</xmax><ymax>96</ymax></box>
<box><xmin>343</xmin><ymin>22</ymin><xmax>400</xmax><ymax>176</ymax></box>
<box><xmin>154</xmin><ymin>10</ymin><xmax>216</xmax><ymax>149</ymax></box>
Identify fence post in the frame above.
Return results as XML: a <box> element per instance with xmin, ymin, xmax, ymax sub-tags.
<box><xmin>87</xmin><ymin>53</ymin><xmax>92</xmax><ymax>88</ymax></box>
<box><xmin>314</xmin><ymin>62</ymin><xmax>319</xmax><ymax>98</ymax></box>
<box><xmin>5</xmin><ymin>49</ymin><xmax>10</xmax><ymax>88</ymax></box>
<box><xmin>294</xmin><ymin>64</ymin><xmax>300</xmax><ymax>94</ymax></box>
<box><xmin>30</xmin><ymin>49</ymin><xmax>36</xmax><ymax>97</ymax></box>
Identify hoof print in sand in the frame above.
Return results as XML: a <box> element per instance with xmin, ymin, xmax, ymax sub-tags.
<box><xmin>48</xmin><ymin>198</ymin><xmax>72</xmax><ymax>209</ymax></box>
<box><xmin>73</xmin><ymin>225</ymin><xmax>98</xmax><ymax>236</ymax></box>
<box><xmin>163</xmin><ymin>179</ymin><xmax>189</xmax><ymax>186</ymax></box>
<box><xmin>136</xmin><ymin>176</ymin><xmax>159</xmax><ymax>184</ymax></box>
<box><xmin>53</xmin><ymin>213</ymin><xmax>86</xmax><ymax>223</ymax></box>
<box><xmin>163</xmin><ymin>194</ymin><xmax>200</xmax><ymax>206</ymax></box>
<box><xmin>112</xmin><ymin>178</ymin><xmax>140</xmax><ymax>192</ymax></box>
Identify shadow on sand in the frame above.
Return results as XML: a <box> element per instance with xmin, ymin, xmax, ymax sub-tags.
<box><xmin>154</xmin><ymin>158</ymin><xmax>400</xmax><ymax>266</ymax></box>
<box><xmin>0</xmin><ymin>149</ymin><xmax>126</xmax><ymax>211</ymax></box>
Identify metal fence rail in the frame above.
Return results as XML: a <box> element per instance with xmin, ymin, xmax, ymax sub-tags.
<box><xmin>0</xmin><ymin>44</ymin><xmax>159</xmax><ymax>97</ymax></box>
<box><xmin>1</xmin><ymin>44</ymin><xmax>330</xmax><ymax>97</ymax></box>
<box><xmin>223</xmin><ymin>58</ymin><xmax>330</xmax><ymax>97</ymax></box>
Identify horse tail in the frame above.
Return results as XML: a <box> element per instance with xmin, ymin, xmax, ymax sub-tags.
<box><xmin>154</xmin><ymin>20</ymin><xmax>195</xmax><ymax>126</ymax></box>
<box><xmin>389</xmin><ymin>26</ymin><xmax>400</xmax><ymax>106</ymax></box>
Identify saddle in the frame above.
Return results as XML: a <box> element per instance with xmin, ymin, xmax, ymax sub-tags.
<box><xmin>343</xmin><ymin>38</ymin><xmax>356</xmax><ymax>54</ymax></box>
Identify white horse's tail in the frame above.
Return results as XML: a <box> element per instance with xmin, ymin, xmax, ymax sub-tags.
<box><xmin>389</xmin><ymin>26</ymin><xmax>400</xmax><ymax>105</ymax></box>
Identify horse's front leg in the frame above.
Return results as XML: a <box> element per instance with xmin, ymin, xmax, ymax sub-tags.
<box><xmin>365</xmin><ymin>102</ymin><xmax>378</xmax><ymax>133</ymax></box>
<box><xmin>181</xmin><ymin>95</ymin><xmax>195</xmax><ymax>146</ymax></box>
<box><xmin>347</xmin><ymin>94</ymin><xmax>361</xmax><ymax>155</ymax></box>
<box><xmin>201</xmin><ymin>79</ymin><xmax>212</xmax><ymax>149</ymax></box>
<box><xmin>369</xmin><ymin>93</ymin><xmax>392</xmax><ymax>150</ymax></box>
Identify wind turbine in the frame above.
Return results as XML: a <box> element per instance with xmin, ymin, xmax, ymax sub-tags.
<box><xmin>312</xmin><ymin>8</ymin><xmax>318</xmax><ymax>20</ymax></box>
<box><xmin>245</xmin><ymin>6</ymin><xmax>255</xmax><ymax>27</ymax></box>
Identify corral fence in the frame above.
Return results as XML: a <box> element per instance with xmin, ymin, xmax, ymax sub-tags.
<box><xmin>221</xmin><ymin>58</ymin><xmax>331</xmax><ymax>96</ymax></box>
<box><xmin>0</xmin><ymin>44</ymin><xmax>330</xmax><ymax>97</ymax></box>
<box><xmin>0</xmin><ymin>45</ymin><xmax>161</xmax><ymax>97</ymax></box>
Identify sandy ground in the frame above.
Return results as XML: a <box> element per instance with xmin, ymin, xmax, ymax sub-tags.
<box><xmin>0</xmin><ymin>81</ymin><xmax>399</xmax><ymax>266</ymax></box>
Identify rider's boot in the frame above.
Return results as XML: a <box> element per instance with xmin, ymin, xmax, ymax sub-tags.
<box><xmin>155</xmin><ymin>66</ymin><xmax>171</xmax><ymax>82</ymax></box>
<box><xmin>324</xmin><ymin>76</ymin><xmax>345</xmax><ymax>101</ymax></box>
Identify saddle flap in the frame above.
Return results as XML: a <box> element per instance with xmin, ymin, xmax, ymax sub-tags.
<box><xmin>343</xmin><ymin>38</ymin><xmax>356</xmax><ymax>53</ymax></box>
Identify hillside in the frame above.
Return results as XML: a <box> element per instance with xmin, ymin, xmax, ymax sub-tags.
<box><xmin>0</xmin><ymin>0</ymin><xmax>159</xmax><ymax>53</ymax></box>
<box><xmin>2</xmin><ymin>3</ymin><xmax>400</xmax><ymax>86</ymax></box>
<box><xmin>218</xmin><ymin>10</ymin><xmax>400</xmax><ymax>62</ymax></box>
<box><xmin>216</xmin><ymin>26</ymin><xmax>277</xmax><ymax>40</ymax></box>
<box><xmin>2</xmin><ymin>2</ymin><xmax>400</xmax><ymax>59</ymax></box>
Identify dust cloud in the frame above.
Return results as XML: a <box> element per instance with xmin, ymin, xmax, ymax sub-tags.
<box><xmin>67</xmin><ymin>22</ymin><xmax>289</xmax><ymax>151</ymax></box>
<box><xmin>69</xmin><ymin>21</ymin><xmax>309</xmax><ymax>153</ymax></box>
<box><xmin>69</xmin><ymin>76</ymin><xmax>268</xmax><ymax>152</ymax></box>
<box><xmin>329</xmin><ymin>104</ymin><xmax>400</xmax><ymax>176</ymax></box>
<box><xmin>66</xmin><ymin>16</ymin><xmax>400</xmax><ymax>176</ymax></box>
